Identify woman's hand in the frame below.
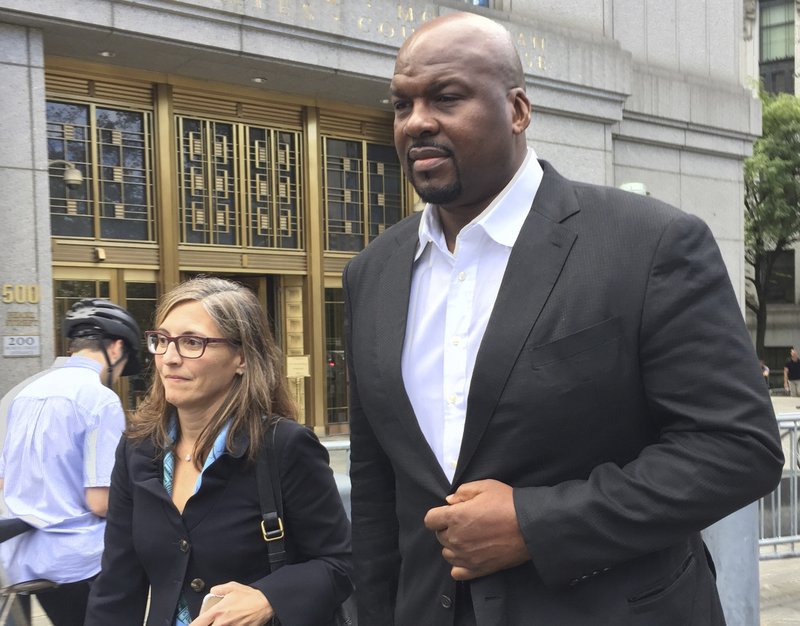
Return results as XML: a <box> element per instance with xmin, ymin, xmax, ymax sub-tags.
<box><xmin>188</xmin><ymin>581</ymin><xmax>273</xmax><ymax>626</ymax></box>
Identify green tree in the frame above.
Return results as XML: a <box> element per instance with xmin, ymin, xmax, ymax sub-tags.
<box><xmin>745</xmin><ymin>92</ymin><xmax>800</xmax><ymax>357</ymax></box>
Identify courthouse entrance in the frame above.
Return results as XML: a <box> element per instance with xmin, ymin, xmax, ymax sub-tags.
<box><xmin>44</xmin><ymin>59</ymin><xmax>410</xmax><ymax>432</ymax></box>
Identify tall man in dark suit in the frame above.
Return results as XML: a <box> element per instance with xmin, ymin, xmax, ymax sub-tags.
<box><xmin>343</xmin><ymin>11</ymin><xmax>784</xmax><ymax>626</ymax></box>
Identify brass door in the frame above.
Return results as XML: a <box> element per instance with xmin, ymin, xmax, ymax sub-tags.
<box><xmin>53</xmin><ymin>267</ymin><xmax>158</xmax><ymax>414</ymax></box>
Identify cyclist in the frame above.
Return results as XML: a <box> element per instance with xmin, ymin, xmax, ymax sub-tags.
<box><xmin>0</xmin><ymin>299</ymin><xmax>141</xmax><ymax>626</ymax></box>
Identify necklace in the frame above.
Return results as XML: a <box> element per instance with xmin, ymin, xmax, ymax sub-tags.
<box><xmin>183</xmin><ymin>453</ymin><xmax>192</xmax><ymax>462</ymax></box>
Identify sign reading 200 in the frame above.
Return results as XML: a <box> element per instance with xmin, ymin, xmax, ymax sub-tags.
<box><xmin>2</xmin><ymin>284</ymin><xmax>40</xmax><ymax>304</ymax></box>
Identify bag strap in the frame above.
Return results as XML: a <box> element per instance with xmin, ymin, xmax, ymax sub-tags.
<box><xmin>0</xmin><ymin>517</ymin><xmax>34</xmax><ymax>543</ymax></box>
<box><xmin>256</xmin><ymin>419</ymin><xmax>286</xmax><ymax>572</ymax></box>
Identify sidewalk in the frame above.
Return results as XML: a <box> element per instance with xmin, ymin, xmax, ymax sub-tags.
<box><xmin>760</xmin><ymin>557</ymin><xmax>800</xmax><ymax>625</ymax></box>
<box><xmin>21</xmin><ymin>558</ymin><xmax>800</xmax><ymax>625</ymax></box>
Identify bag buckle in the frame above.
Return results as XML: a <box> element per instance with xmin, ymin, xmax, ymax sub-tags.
<box><xmin>261</xmin><ymin>516</ymin><xmax>284</xmax><ymax>542</ymax></box>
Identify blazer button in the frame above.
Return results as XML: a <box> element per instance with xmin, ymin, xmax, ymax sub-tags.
<box><xmin>190</xmin><ymin>578</ymin><xmax>205</xmax><ymax>592</ymax></box>
<box><xmin>440</xmin><ymin>595</ymin><xmax>452</xmax><ymax>609</ymax></box>
<box><xmin>178</xmin><ymin>539</ymin><xmax>190</xmax><ymax>553</ymax></box>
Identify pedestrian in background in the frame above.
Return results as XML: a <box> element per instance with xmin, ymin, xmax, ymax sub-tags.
<box><xmin>784</xmin><ymin>346</ymin><xmax>800</xmax><ymax>396</ymax></box>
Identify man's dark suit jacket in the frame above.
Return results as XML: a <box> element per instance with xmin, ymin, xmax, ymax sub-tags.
<box><xmin>84</xmin><ymin>419</ymin><xmax>352</xmax><ymax>626</ymax></box>
<box><xmin>343</xmin><ymin>161</ymin><xmax>784</xmax><ymax>625</ymax></box>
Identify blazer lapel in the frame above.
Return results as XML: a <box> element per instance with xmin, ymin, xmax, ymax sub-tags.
<box><xmin>454</xmin><ymin>163</ymin><xmax>579</xmax><ymax>484</ymax></box>
<box><xmin>131</xmin><ymin>438</ymin><xmax>174</xmax><ymax>505</ymax></box>
<box><xmin>375</xmin><ymin>221</ymin><xmax>451</xmax><ymax>490</ymax></box>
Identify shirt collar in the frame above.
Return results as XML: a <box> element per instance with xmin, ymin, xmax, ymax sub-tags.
<box><xmin>414</xmin><ymin>147</ymin><xmax>543</xmax><ymax>260</ymax></box>
<box><xmin>64</xmin><ymin>354</ymin><xmax>104</xmax><ymax>374</ymax></box>
<box><xmin>168</xmin><ymin>417</ymin><xmax>232</xmax><ymax>468</ymax></box>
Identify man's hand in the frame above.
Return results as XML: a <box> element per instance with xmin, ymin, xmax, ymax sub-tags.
<box><xmin>424</xmin><ymin>479</ymin><xmax>530</xmax><ymax>580</ymax></box>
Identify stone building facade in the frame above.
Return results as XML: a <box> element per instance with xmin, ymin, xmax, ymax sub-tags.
<box><xmin>0</xmin><ymin>1</ymin><xmax>767</xmax><ymax>623</ymax></box>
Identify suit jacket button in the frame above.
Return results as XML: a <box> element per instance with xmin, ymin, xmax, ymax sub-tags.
<box><xmin>190</xmin><ymin>578</ymin><xmax>205</xmax><ymax>592</ymax></box>
<box><xmin>178</xmin><ymin>539</ymin><xmax>190</xmax><ymax>552</ymax></box>
<box><xmin>440</xmin><ymin>595</ymin><xmax>452</xmax><ymax>609</ymax></box>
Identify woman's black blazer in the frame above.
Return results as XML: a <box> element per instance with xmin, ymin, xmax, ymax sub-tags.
<box><xmin>85</xmin><ymin>419</ymin><xmax>352</xmax><ymax>626</ymax></box>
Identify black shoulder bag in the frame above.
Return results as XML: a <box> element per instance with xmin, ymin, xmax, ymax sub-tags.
<box><xmin>256</xmin><ymin>423</ymin><xmax>356</xmax><ymax>626</ymax></box>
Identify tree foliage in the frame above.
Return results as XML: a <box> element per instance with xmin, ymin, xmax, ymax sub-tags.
<box><xmin>745</xmin><ymin>92</ymin><xmax>800</xmax><ymax>357</ymax></box>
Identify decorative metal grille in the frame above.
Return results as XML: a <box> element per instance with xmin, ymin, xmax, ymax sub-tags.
<box><xmin>47</xmin><ymin>101</ymin><xmax>155</xmax><ymax>241</ymax></box>
<box><xmin>246</xmin><ymin>128</ymin><xmax>302</xmax><ymax>249</ymax></box>
<box><xmin>367</xmin><ymin>143</ymin><xmax>404</xmax><ymax>240</ymax></box>
<box><xmin>324</xmin><ymin>138</ymin><xmax>403</xmax><ymax>252</ymax></box>
<box><xmin>96</xmin><ymin>108</ymin><xmax>153</xmax><ymax>240</ymax></box>
<box><xmin>177</xmin><ymin>116</ymin><xmax>303</xmax><ymax>250</ymax></box>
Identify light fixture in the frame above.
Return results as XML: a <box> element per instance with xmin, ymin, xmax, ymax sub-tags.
<box><xmin>48</xmin><ymin>160</ymin><xmax>84</xmax><ymax>189</ymax></box>
<box><xmin>619</xmin><ymin>182</ymin><xmax>649</xmax><ymax>196</ymax></box>
<box><xmin>251</xmin><ymin>77</ymin><xmax>268</xmax><ymax>84</ymax></box>
<box><xmin>98</xmin><ymin>50</ymin><xmax>116</xmax><ymax>58</ymax></box>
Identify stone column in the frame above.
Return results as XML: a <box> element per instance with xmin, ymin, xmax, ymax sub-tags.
<box><xmin>0</xmin><ymin>22</ymin><xmax>54</xmax><ymax>402</ymax></box>
<box><xmin>796</xmin><ymin>0</ymin><xmax>800</xmax><ymax>95</ymax></box>
<box><xmin>704</xmin><ymin>505</ymin><xmax>762</xmax><ymax>625</ymax></box>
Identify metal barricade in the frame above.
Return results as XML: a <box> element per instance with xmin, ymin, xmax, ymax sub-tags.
<box><xmin>759</xmin><ymin>412</ymin><xmax>800</xmax><ymax>559</ymax></box>
<box><xmin>321</xmin><ymin>438</ymin><xmax>351</xmax><ymax>520</ymax></box>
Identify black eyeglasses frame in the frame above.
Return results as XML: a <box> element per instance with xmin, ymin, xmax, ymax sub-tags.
<box><xmin>144</xmin><ymin>330</ymin><xmax>239</xmax><ymax>359</ymax></box>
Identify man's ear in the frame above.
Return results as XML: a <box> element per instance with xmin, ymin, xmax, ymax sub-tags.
<box><xmin>509</xmin><ymin>88</ymin><xmax>531</xmax><ymax>135</ymax></box>
<box><xmin>114</xmin><ymin>338</ymin><xmax>128</xmax><ymax>361</ymax></box>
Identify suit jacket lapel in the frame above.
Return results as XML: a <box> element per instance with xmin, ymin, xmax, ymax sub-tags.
<box><xmin>454</xmin><ymin>163</ymin><xmax>579</xmax><ymax>484</ymax></box>
<box><xmin>375</xmin><ymin>220</ymin><xmax>451</xmax><ymax>490</ymax></box>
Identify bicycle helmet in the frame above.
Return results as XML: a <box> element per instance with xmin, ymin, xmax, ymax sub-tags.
<box><xmin>62</xmin><ymin>298</ymin><xmax>142</xmax><ymax>376</ymax></box>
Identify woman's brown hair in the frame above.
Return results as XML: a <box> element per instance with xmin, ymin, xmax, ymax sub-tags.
<box><xmin>128</xmin><ymin>276</ymin><xmax>297</xmax><ymax>466</ymax></box>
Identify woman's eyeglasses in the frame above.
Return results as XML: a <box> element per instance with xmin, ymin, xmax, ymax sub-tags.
<box><xmin>144</xmin><ymin>331</ymin><xmax>238</xmax><ymax>359</ymax></box>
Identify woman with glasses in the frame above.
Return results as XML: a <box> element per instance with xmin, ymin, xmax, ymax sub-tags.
<box><xmin>85</xmin><ymin>276</ymin><xmax>352</xmax><ymax>626</ymax></box>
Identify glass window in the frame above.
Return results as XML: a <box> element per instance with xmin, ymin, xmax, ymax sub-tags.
<box><xmin>760</xmin><ymin>0</ymin><xmax>794</xmax><ymax>62</ymax></box>
<box><xmin>760</xmin><ymin>59</ymin><xmax>795</xmax><ymax>94</ymax></box>
<box><xmin>324</xmin><ymin>139</ymin><xmax>364</xmax><ymax>252</ymax></box>
<box><xmin>176</xmin><ymin>116</ymin><xmax>304</xmax><ymax>250</ymax></box>
<box><xmin>765</xmin><ymin>249</ymin><xmax>795</xmax><ymax>303</ymax></box>
<box><xmin>96</xmin><ymin>108</ymin><xmax>152</xmax><ymax>240</ymax></box>
<box><xmin>325</xmin><ymin>287</ymin><xmax>349</xmax><ymax>428</ymax></box>
<box><xmin>47</xmin><ymin>101</ymin><xmax>155</xmax><ymax>241</ymax></box>
<box><xmin>324</xmin><ymin>138</ymin><xmax>404</xmax><ymax>252</ymax></box>
<box><xmin>124</xmin><ymin>281</ymin><xmax>158</xmax><ymax>409</ymax></box>
<box><xmin>47</xmin><ymin>102</ymin><xmax>92</xmax><ymax>237</ymax></box>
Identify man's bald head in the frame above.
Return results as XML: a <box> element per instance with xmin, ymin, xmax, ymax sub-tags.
<box><xmin>397</xmin><ymin>12</ymin><xmax>525</xmax><ymax>91</ymax></box>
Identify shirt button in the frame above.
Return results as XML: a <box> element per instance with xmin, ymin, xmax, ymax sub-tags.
<box><xmin>178</xmin><ymin>539</ymin><xmax>190</xmax><ymax>553</ymax></box>
<box><xmin>190</xmin><ymin>578</ymin><xmax>205</xmax><ymax>592</ymax></box>
<box><xmin>457</xmin><ymin>272</ymin><xmax>466</xmax><ymax>281</ymax></box>
<box><xmin>440</xmin><ymin>594</ymin><xmax>453</xmax><ymax>609</ymax></box>
<box><xmin>447</xmin><ymin>394</ymin><xmax>456</xmax><ymax>404</ymax></box>
<box><xmin>451</xmin><ymin>336</ymin><xmax>460</xmax><ymax>346</ymax></box>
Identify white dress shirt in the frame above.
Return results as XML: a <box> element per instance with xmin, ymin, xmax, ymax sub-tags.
<box><xmin>401</xmin><ymin>148</ymin><xmax>543</xmax><ymax>482</ymax></box>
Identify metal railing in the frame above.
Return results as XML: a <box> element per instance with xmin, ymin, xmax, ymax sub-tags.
<box><xmin>759</xmin><ymin>413</ymin><xmax>800</xmax><ymax>559</ymax></box>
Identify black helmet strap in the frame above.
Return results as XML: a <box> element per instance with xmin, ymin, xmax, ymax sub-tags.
<box><xmin>98</xmin><ymin>339</ymin><xmax>127</xmax><ymax>388</ymax></box>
